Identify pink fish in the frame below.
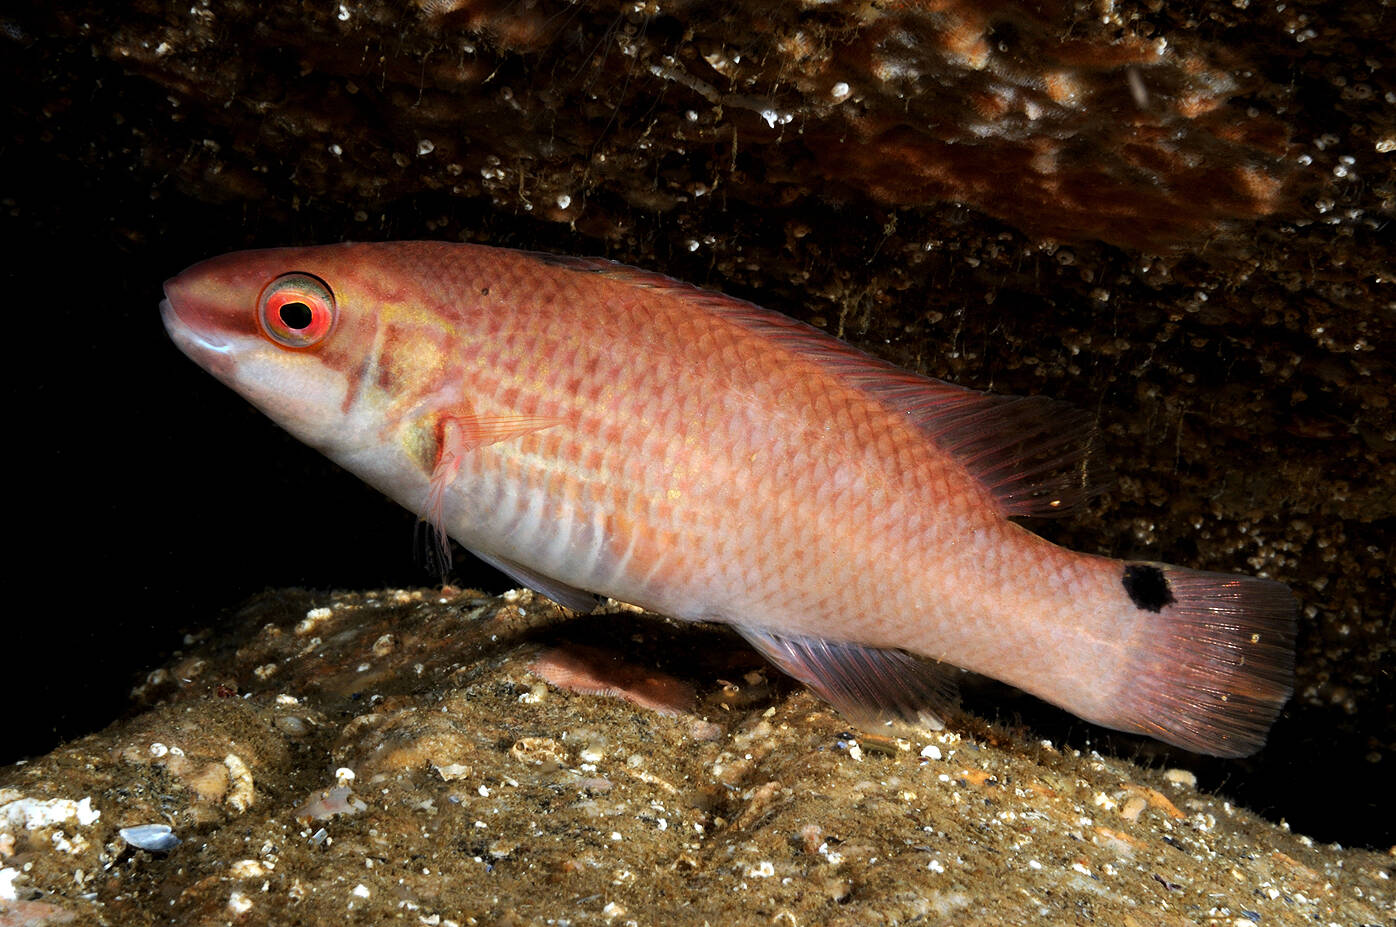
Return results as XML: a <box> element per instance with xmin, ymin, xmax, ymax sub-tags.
<box><xmin>161</xmin><ymin>241</ymin><xmax>1295</xmax><ymax>756</ymax></box>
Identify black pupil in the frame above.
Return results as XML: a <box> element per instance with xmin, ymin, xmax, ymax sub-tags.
<box><xmin>279</xmin><ymin>301</ymin><xmax>314</xmax><ymax>330</ymax></box>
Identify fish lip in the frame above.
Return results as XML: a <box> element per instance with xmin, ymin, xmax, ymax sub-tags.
<box><xmin>161</xmin><ymin>280</ymin><xmax>229</xmax><ymax>352</ymax></box>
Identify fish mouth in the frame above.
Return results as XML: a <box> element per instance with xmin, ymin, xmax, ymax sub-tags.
<box><xmin>161</xmin><ymin>279</ymin><xmax>230</xmax><ymax>353</ymax></box>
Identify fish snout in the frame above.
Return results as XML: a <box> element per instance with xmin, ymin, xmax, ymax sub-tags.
<box><xmin>160</xmin><ymin>274</ymin><xmax>232</xmax><ymax>353</ymax></box>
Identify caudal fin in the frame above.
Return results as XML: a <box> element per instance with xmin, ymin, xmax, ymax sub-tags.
<box><xmin>1111</xmin><ymin>565</ymin><xmax>1297</xmax><ymax>757</ymax></box>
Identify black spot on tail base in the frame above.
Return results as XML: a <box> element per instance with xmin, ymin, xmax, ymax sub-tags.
<box><xmin>1123</xmin><ymin>563</ymin><xmax>1175</xmax><ymax>612</ymax></box>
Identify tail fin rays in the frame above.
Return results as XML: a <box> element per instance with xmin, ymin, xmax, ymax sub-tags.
<box><xmin>1114</xmin><ymin>566</ymin><xmax>1297</xmax><ymax>757</ymax></box>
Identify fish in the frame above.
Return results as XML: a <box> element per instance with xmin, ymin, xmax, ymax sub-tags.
<box><xmin>160</xmin><ymin>241</ymin><xmax>1296</xmax><ymax>757</ymax></box>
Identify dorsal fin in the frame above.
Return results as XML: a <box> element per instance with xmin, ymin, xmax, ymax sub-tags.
<box><xmin>536</xmin><ymin>253</ymin><xmax>1097</xmax><ymax>517</ymax></box>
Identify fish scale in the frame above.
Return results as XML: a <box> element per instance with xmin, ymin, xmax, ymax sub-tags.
<box><xmin>161</xmin><ymin>240</ymin><xmax>1296</xmax><ymax>757</ymax></box>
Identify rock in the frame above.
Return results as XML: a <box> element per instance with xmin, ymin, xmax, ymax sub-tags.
<box><xmin>2</xmin><ymin>588</ymin><xmax>1391</xmax><ymax>925</ymax></box>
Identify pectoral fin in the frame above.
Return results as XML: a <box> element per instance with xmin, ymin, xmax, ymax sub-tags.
<box><xmin>421</xmin><ymin>409</ymin><xmax>566</xmax><ymax>566</ymax></box>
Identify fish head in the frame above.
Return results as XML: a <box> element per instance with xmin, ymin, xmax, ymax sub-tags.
<box><xmin>160</xmin><ymin>243</ymin><xmax>453</xmax><ymax>455</ymax></box>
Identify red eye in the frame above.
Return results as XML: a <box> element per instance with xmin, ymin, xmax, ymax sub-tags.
<box><xmin>258</xmin><ymin>272</ymin><xmax>336</xmax><ymax>348</ymax></box>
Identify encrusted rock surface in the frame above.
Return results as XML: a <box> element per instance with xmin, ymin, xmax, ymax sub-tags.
<box><xmin>2</xmin><ymin>589</ymin><xmax>1391</xmax><ymax>926</ymax></box>
<box><xmin>50</xmin><ymin>0</ymin><xmax>1302</xmax><ymax>250</ymax></box>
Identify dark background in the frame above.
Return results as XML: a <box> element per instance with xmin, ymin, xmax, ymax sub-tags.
<box><xmin>5</xmin><ymin>0</ymin><xmax>1392</xmax><ymax>847</ymax></box>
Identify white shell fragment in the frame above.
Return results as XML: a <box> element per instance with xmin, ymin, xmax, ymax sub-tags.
<box><xmin>0</xmin><ymin>795</ymin><xmax>101</xmax><ymax>829</ymax></box>
<box><xmin>224</xmin><ymin>754</ymin><xmax>255</xmax><ymax>812</ymax></box>
<box><xmin>119</xmin><ymin>824</ymin><xmax>182</xmax><ymax>852</ymax></box>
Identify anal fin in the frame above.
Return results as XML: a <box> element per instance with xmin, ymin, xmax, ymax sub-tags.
<box><xmin>736</xmin><ymin>626</ymin><xmax>959</xmax><ymax>730</ymax></box>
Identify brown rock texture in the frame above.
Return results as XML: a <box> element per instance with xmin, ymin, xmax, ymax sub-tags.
<box><xmin>2</xmin><ymin>589</ymin><xmax>1391</xmax><ymax>925</ymax></box>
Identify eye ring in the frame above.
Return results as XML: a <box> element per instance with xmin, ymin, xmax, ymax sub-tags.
<box><xmin>257</xmin><ymin>272</ymin><xmax>336</xmax><ymax>348</ymax></box>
